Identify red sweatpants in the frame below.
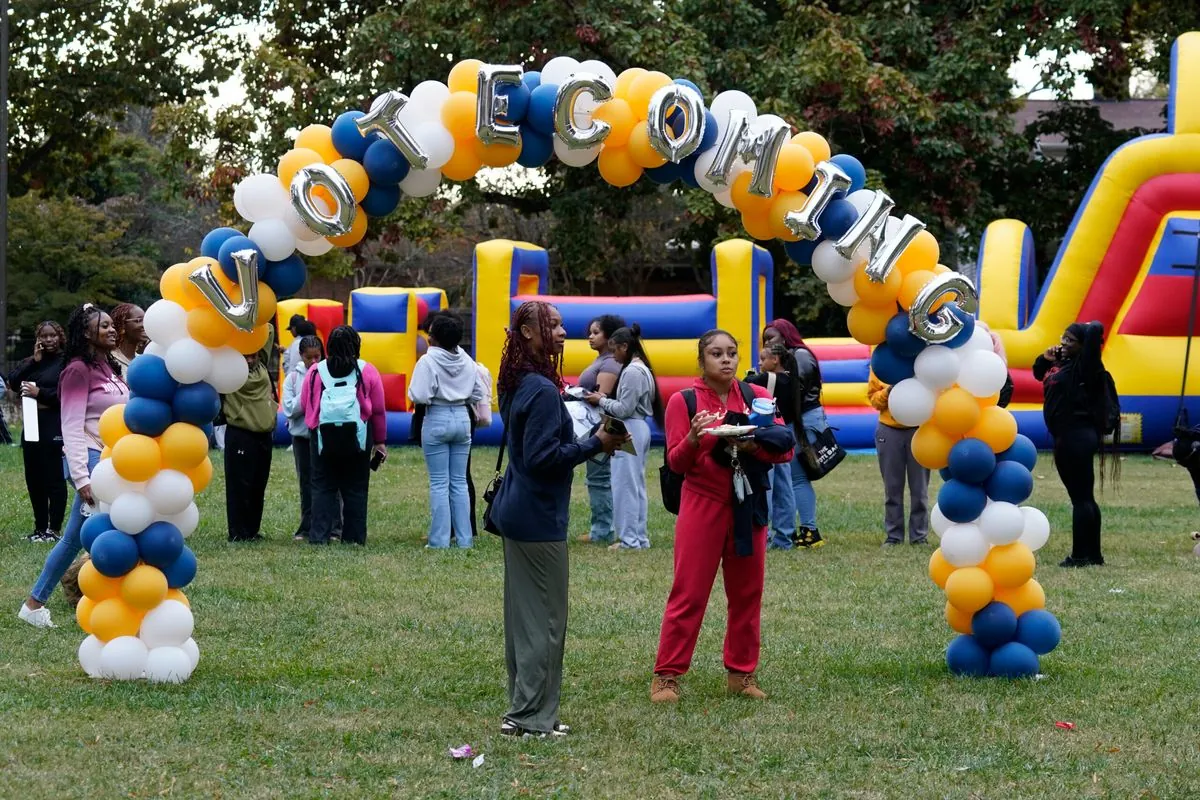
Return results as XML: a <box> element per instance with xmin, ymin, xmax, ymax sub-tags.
<box><xmin>653</xmin><ymin>487</ymin><xmax>767</xmax><ymax>676</ymax></box>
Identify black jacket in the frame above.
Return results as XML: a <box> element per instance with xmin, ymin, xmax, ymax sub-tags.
<box><xmin>793</xmin><ymin>347</ymin><xmax>823</xmax><ymax>415</ymax></box>
<box><xmin>746</xmin><ymin>371</ymin><xmax>796</xmax><ymax>425</ymax></box>
<box><xmin>7</xmin><ymin>354</ymin><xmax>66</xmax><ymax>440</ymax></box>
<box><xmin>1034</xmin><ymin>323</ymin><xmax>1105</xmax><ymax>437</ymax></box>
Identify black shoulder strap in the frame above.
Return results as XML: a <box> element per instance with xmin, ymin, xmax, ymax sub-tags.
<box><xmin>737</xmin><ymin>379</ymin><xmax>756</xmax><ymax>409</ymax></box>
<box><xmin>682</xmin><ymin>389</ymin><xmax>697</xmax><ymax>419</ymax></box>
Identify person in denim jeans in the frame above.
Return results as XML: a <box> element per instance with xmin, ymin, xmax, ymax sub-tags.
<box><xmin>575</xmin><ymin>314</ymin><xmax>624</xmax><ymax>544</ymax></box>
<box><xmin>747</xmin><ymin>344</ymin><xmax>799</xmax><ymax>549</ymax></box>
<box><xmin>409</xmin><ymin>313</ymin><xmax>485</xmax><ymax>549</ymax></box>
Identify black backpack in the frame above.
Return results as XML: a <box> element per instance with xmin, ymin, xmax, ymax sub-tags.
<box><xmin>659</xmin><ymin>381</ymin><xmax>757</xmax><ymax>515</ymax></box>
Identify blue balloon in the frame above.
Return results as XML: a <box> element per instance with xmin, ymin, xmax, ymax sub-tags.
<box><xmin>695</xmin><ymin>111</ymin><xmax>718</xmax><ymax>153</ymax></box>
<box><xmin>985</xmin><ymin>460</ymin><xmax>1034</xmax><ymax>504</ymax></box>
<box><xmin>646</xmin><ymin>161</ymin><xmax>682</xmax><ymax>184</ymax></box>
<box><xmin>870</xmin><ymin>343</ymin><xmax>916</xmax><ymax>386</ymax></box>
<box><xmin>884</xmin><ymin>313</ymin><xmax>926</xmax><ymax>358</ymax></box>
<box><xmin>217</xmin><ymin>236</ymin><xmax>264</xmax><ymax>284</ymax></box>
<box><xmin>201</xmin><ymin>422</ymin><xmax>215</xmax><ymax>443</ymax></box>
<box><xmin>944</xmin><ymin>306</ymin><xmax>977</xmax><ymax>349</ymax></box>
<box><xmin>125</xmin><ymin>396</ymin><xmax>172</xmax><ymax>437</ymax></box>
<box><xmin>939</xmin><ymin>467</ymin><xmax>952</xmax><ymax>481</ymax></box>
<box><xmin>988</xmin><ymin>641</ymin><xmax>1039</xmax><ymax>678</ymax></box>
<box><xmin>1016</xmin><ymin>609</ymin><xmax>1062</xmax><ymax>655</ymax></box>
<box><xmin>802</xmin><ymin>175</ymin><xmax>818</xmax><ymax>194</ymax></box>
<box><xmin>673</xmin><ymin>77</ymin><xmax>702</xmax><ymax>95</ymax></box>
<box><xmin>331</xmin><ymin>110</ymin><xmax>378</xmax><ymax>161</ymax></box>
<box><xmin>517</xmin><ymin>127</ymin><xmax>553</xmax><ymax>168</ymax></box>
<box><xmin>361</xmin><ymin>182</ymin><xmax>401</xmax><ymax>217</ymax></box>
<box><xmin>971</xmin><ymin>601</ymin><xmax>1018</xmax><ymax>650</ymax></box>
<box><xmin>818</xmin><ymin>198</ymin><xmax>858</xmax><ymax>240</ymax></box>
<box><xmin>527</xmin><ymin>83</ymin><xmax>558</xmax><ymax>136</ymax></box>
<box><xmin>263</xmin><ymin>254</ymin><xmax>307</xmax><ymax>299</ymax></box>
<box><xmin>81</xmin><ymin>513</ymin><xmax>114</xmax><ymax>553</ymax></box>
<box><xmin>362</xmin><ymin>139</ymin><xmax>410</xmax><ymax>185</ymax></box>
<box><xmin>90</xmin><ymin>530</ymin><xmax>139</xmax><ymax>577</ymax></box>
<box><xmin>679</xmin><ymin>154</ymin><xmax>702</xmax><ymax>188</ymax></box>
<box><xmin>948</xmin><ymin>438</ymin><xmax>997</xmax><ymax>485</ymax></box>
<box><xmin>938</xmin><ymin>479</ymin><xmax>988</xmax><ymax>523</ymax></box>
<box><xmin>998</xmin><ymin>434</ymin><xmax>1038</xmax><ymax>471</ymax></box>
<box><xmin>125</xmin><ymin>355</ymin><xmax>178</xmax><ymax>402</ymax></box>
<box><xmin>137</xmin><ymin>521</ymin><xmax>185</xmax><ymax>569</ymax></box>
<box><xmin>497</xmin><ymin>82</ymin><xmax>531</xmax><ymax>123</ymax></box>
<box><xmin>784</xmin><ymin>239</ymin><xmax>820</xmax><ymax>266</ymax></box>
<box><xmin>200</xmin><ymin>227</ymin><xmax>241</xmax><ymax>260</ymax></box>
<box><xmin>946</xmin><ymin>635</ymin><xmax>989</xmax><ymax>677</ymax></box>
<box><xmin>173</xmin><ymin>382</ymin><xmax>221</xmax><ymax>426</ymax></box>
<box><xmin>163</xmin><ymin>546</ymin><xmax>197</xmax><ymax>589</ymax></box>
<box><xmin>667</xmin><ymin>107</ymin><xmax>685</xmax><ymax>137</ymax></box>
<box><xmin>521</xmin><ymin>71</ymin><xmax>542</xmax><ymax>91</ymax></box>
<box><xmin>830</xmin><ymin>153</ymin><xmax>867</xmax><ymax>192</ymax></box>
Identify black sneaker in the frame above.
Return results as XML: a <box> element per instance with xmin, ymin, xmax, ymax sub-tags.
<box><xmin>42</xmin><ymin>529</ymin><xmax>61</xmax><ymax>543</ymax></box>
<box><xmin>1059</xmin><ymin>555</ymin><xmax>1103</xmax><ymax>568</ymax></box>
<box><xmin>796</xmin><ymin>527</ymin><xmax>825</xmax><ymax>549</ymax></box>
<box><xmin>24</xmin><ymin>530</ymin><xmax>45</xmax><ymax>543</ymax></box>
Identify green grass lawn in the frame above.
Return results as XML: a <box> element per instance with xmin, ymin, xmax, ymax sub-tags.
<box><xmin>0</xmin><ymin>443</ymin><xmax>1198</xmax><ymax>799</ymax></box>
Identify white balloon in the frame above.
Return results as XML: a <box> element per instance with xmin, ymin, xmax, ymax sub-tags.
<box><xmin>90</xmin><ymin>459</ymin><xmax>143</xmax><ymax>505</ymax></box>
<box><xmin>710</xmin><ymin>90</ymin><xmax>757</xmax><ymax>123</ymax></box>
<box><xmin>206</xmin><ymin>346</ymin><xmax>250</xmax><ymax>394</ymax></box>
<box><xmin>160</xmin><ymin>502</ymin><xmax>200</xmax><ymax>537</ymax></box>
<box><xmin>413</xmin><ymin>122</ymin><xmax>455</xmax><ymax>169</ymax></box>
<box><xmin>979</xmin><ymin>501</ymin><xmax>1026</xmax><ymax>546</ymax></box>
<box><xmin>541</xmin><ymin>56</ymin><xmax>581</xmax><ymax>86</ymax></box>
<box><xmin>165</xmin><ymin>338</ymin><xmax>213</xmax><ymax>384</ymax></box>
<box><xmin>144</xmin><ymin>300</ymin><xmax>188</xmax><ymax>347</ymax></box>
<box><xmin>284</xmin><ymin>203</ymin><xmax>323</xmax><ymax>242</ymax></box>
<box><xmin>552</xmin><ymin>137</ymin><xmax>600</xmax><ymax>167</ymax></box>
<box><xmin>99</xmin><ymin>636</ymin><xmax>149</xmax><ymax>680</ymax></box>
<box><xmin>754</xmin><ymin>113</ymin><xmax>791</xmax><ymax>133</ymax></box>
<box><xmin>1018</xmin><ymin>506</ymin><xmax>1051</xmax><ymax>551</ymax></box>
<box><xmin>296</xmin><ymin>236</ymin><xmax>334</xmax><ymax>257</ymax></box>
<box><xmin>713</xmin><ymin>189</ymin><xmax>735</xmax><ymax>209</ymax></box>
<box><xmin>233</xmin><ymin>173</ymin><xmax>290</xmax><ymax>223</ymax></box>
<box><xmin>846</xmin><ymin>189</ymin><xmax>877</xmax><ymax>215</ymax></box>
<box><xmin>145</xmin><ymin>646</ymin><xmax>195</xmax><ymax>684</ymax></box>
<box><xmin>811</xmin><ymin>241</ymin><xmax>857</xmax><ymax>284</ymax></box>
<box><xmin>826</xmin><ymin>278</ymin><xmax>859</xmax><ymax>307</ymax></box>
<box><xmin>940</xmin><ymin>523</ymin><xmax>989</xmax><ymax>567</ymax></box>
<box><xmin>142</xmin><ymin>341</ymin><xmax>166</xmax><ymax>358</ymax></box>
<box><xmin>931</xmin><ymin>504</ymin><xmax>952</xmax><ymax>537</ymax></box>
<box><xmin>957</xmin><ymin>350</ymin><xmax>1008</xmax><ymax>398</ymax></box>
<box><xmin>885</xmin><ymin>215</ymin><xmax>903</xmax><ymax>239</ymax></box>
<box><xmin>399</xmin><ymin>168</ymin><xmax>442</xmax><ymax>198</ymax></box>
<box><xmin>146</xmin><ymin>470</ymin><xmax>194</xmax><ymax>516</ymax></box>
<box><xmin>248</xmin><ymin>219</ymin><xmax>296</xmax><ymax>262</ymax></box>
<box><xmin>963</xmin><ymin>326</ymin><xmax>995</xmax><ymax>353</ymax></box>
<box><xmin>577</xmin><ymin>59</ymin><xmax>618</xmax><ymax>87</ymax></box>
<box><xmin>408</xmin><ymin>81</ymin><xmax>451</xmax><ymax>115</ymax></box>
<box><xmin>888</xmin><ymin>378</ymin><xmax>936</xmax><ymax>427</ymax></box>
<box><xmin>140</xmin><ymin>600</ymin><xmax>194</xmax><ymax>649</ymax></box>
<box><xmin>98</xmin><ymin>501</ymin><xmax>111</xmax><ymax>514</ymax></box>
<box><xmin>181</xmin><ymin>637</ymin><xmax>201</xmax><ymax>670</ymax></box>
<box><xmin>110</xmin><ymin>491</ymin><xmax>156</xmax><ymax>534</ymax></box>
<box><xmin>78</xmin><ymin>635</ymin><xmax>104</xmax><ymax>678</ymax></box>
<box><xmin>914</xmin><ymin>345</ymin><xmax>961</xmax><ymax>391</ymax></box>
<box><xmin>694</xmin><ymin>149</ymin><xmax>722</xmax><ymax>192</ymax></box>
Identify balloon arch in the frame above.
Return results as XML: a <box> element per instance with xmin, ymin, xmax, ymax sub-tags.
<box><xmin>75</xmin><ymin>56</ymin><xmax>1057</xmax><ymax>682</ymax></box>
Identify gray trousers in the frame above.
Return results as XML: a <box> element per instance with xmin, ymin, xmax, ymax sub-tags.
<box><xmin>875</xmin><ymin>423</ymin><xmax>930</xmax><ymax>543</ymax></box>
<box><xmin>611</xmin><ymin>418</ymin><xmax>652</xmax><ymax>549</ymax></box>
<box><xmin>503</xmin><ymin>537</ymin><xmax>569</xmax><ymax>733</ymax></box>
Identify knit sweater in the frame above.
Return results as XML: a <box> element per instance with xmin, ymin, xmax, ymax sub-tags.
<box><xmin>59</xmin><ymin>359</ymin><xmax>129</xmax><ymax>486</ymax></box>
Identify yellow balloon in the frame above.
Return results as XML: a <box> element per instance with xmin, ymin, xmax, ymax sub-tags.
<box><xmin>593</xmin><ymin>99</ymin><xmax>636</xmax><ymax>148</ymax></box>
<box><xmin>159</xmin><ymin>264</ymin><xmax>192</xmax><ymax>307</ymax></box>
<box><xmin>627</xmin><ymin>71</ymin><xmax>672</xmax><ymax>119</ymax></box>
<box><xmin>740</xmin><ymin>211</ymin><xmax>775</xmax><ymax>242</ymax></box>
<box><xmin>476</xmin><ymin>139</ymin><xmax>521</xmax><ymax>168</ymax></box>
<box><xmin>99</xmin><ymin>405</ymin><xmax>131</xmax><ymax>448</ymax></box>
<box><xmin>182</xmin><ymin>258</ymin><xmax>220</xmax><ymax>308</ymax></box>
<box><xmin>222</xmin><ymin>280</ymin><xmax>277</xmax><ymax>327</ymax></box>
<box><xmin>597</xmin><ymin>147</ymin><xmax>642</xmax><ymax>187</ymax></box>
<box><xmin>121</xmin><ymin>564</ymin><xmax>169</xmax><ymax>611</ymax></box>
<box><xmin>945</xmin><ymin>601</ymin><xmax>973</xmax><ymax>634</ymax></box>
<box><xmin>995</xmin><ymin>578</ymin><xmax>1045</xmax><ymax>616</ymax></box>
<box><xmin>331</xmin><ymin>158</ymin><xmax>370</xmax><ymax>204</ymax></box>
<box><xmin>79</xmin><ymin>559</ymin><xmax>122</xmax><ymax>601</ymax></box>
<box><xmin>853</xmin><ymin>263</ymin><xmax>903</xmax><ymax>308</ymax></box>
<box><xmin>983</xmin><ymin>542</ymin><xmax>1037</xmax><ymax>589</ymax></box>
<box><xmin>76</xmin><ymin>596</ymin><xmax>97</xmax><ymax>633</ymax></box>
<box><xmin>294</xmin><ymin>124</ymin><xmax>339</xmax><ymax>164</ymax></box>
<box><xmin>774</xmin><ymin>143</ymin><xmax>815</xmax><ymax>192</ymax></box>
<box><xmin>89</xmin><ymin>597</ymin><xmax>145</xmax><ymax>642</ymax></box>
<box><xmin>730</xmin><ymin>171</ymin><xmax>772</xmax><ymax>217</ymax></box>
<box><xmin>768</xmin><ymin>191</ymin><xmax>808</xmax><ymax>242</ymax></box>
<box><xmin>166</xmin><ymin>588</ymin><xmax>190</xmax><ymax>608</ymax></box>
<box><xmin>967</xmin><ymin>405</ymin><xmax>1019</xmax><ymax>454</ymax></box>
<box><xmin>911</xmin><ymin>422</ymin><xmax>959</xmax><ymax>470</ymax></box>
<box><xmin>929</xmin><ymin>548</ymin><xmax>955</xmax><ymax>589</ymax></box>
<box><xmin>627</xmin><ymin>124</ymin><xmax>668</xmax><ymax>169</ymax></box>
<box><xmin>110</xmin><ymin>433</ymin><xmax>162</xmax><ymax>483</ymax></box>
<box><xmin>898</xmin><ymin>270</ymin><xmax>936</xmax><ymax>310</ymax></box>
<box><xmin>447</xmin><ymin>59</ymin><xmax>484</xmax><ymax>94</ymax></box>
<box><xmin>896</xmin><ymin>230</ymin><xmax>940</xmax><ymax>275</ymax></box>
<box><xmin>847</xmin><ymin>304</ymin><xmax>892</xmax><ymax>346</ymax></box>
<box><xmin>441</xmin><ymin>140</ymin><xmax>483</xmax><ymax>182</ymax></box>
<box><xmin>100</xmin><ymin>445</ymin><xmax>112</xmax><ymax>461</ymax></box>
<box><xmin>440</xmin><ymin>91</ymin><xmax>479</xmax><ymax>141</ymax></box>
<box><xmin>277</xmin><ymin>147</ymin><xmax>323</xmax><ymax>185</ymax></box>
<box><xmin>159</xmin><ymin>422</ymin><xmax>209</xmax><ymax>471</ymax></box>
<box><xmin>944</xmin><ymin>566</ymin><xmax>994</xmax><ymax>614</ymax></box>
<box><xmin>328</xmin><ymin>207</ymin><xmax>368</xmax><ymax>248</ymax></box>
<box><xmin>933</xmin><ymin>387</ymin><xmax>982</xmax><ymax>437</ymax></box>
<box><xmin>185</xmin><ymin>456</ymin><xmax>214</xmax><ymax>494</ymax></box>
<box><xmin>792</xmin><ymin>131</ymin><xmax>831</xmax><ymax>164</ymax></box>
<box><xmin>230</xmin><ymin>324</ymin><xmax>270</xmax><ymax>356</ymax></box>
<box><xmin>187</xmin><ymin>306</ymin><xmax>234</xmax><ymax>349</ymax></box>
<box><xmin>614</xmin><ymin>67</ymin><xmax>648</xmax><ymax>100</ymax></box>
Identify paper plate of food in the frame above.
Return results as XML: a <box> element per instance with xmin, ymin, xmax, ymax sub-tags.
<box><xmin>703</xmin><ymin>424</ymin><xmax>758</xmax><ymax>438</ymax></box>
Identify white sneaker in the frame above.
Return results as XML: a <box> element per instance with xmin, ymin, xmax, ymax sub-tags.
<box><xmin>18</xmin><ymin>604</ymin><xmax>55</xmax><ymax>628</ymax></box>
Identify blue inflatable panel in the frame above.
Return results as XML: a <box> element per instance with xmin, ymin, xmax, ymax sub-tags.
<box><xmin>820</xmin><ymin>359</ymin><xmax>870</xmax><ymax>383</ymax></box>
<box><xmin>826</xmin><ymin>412</ymin><xmax>881</xmax><ymax>449</ymax></box>
<box><xmin>529</xmin><ymin>296</ymin><xmax>718</xmax><ymax>339</ymax></box>
<box><xmin>350</xmin><ymin>292</ymin><xmax>410</xmax><ymax>333</ymax></box>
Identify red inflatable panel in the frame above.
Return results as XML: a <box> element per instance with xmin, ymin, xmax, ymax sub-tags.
<box><xmin>380</xmin><ymin>373</ymin><xmax>407</xmax><ymax>412</ymax></box>
<box><xmin>810</xmin><ymin>343</ymin><xmax>871</xmax><ymax>361</ymax></box>
<box><xmin>307</xmin><ymin>304</ymin><xmax>346</xmax><ymax>344</ymax></box>
<box><xmin>1010</xmin><ymin>368</ymin><xmax>1044</xmax><ymax>403</ymax></box>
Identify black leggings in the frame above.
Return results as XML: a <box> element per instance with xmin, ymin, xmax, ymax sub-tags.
<box><xmin>1053</xmin><ymin>426</ymin><xmax>1102</xmax><ymax>560</ymax></box>
<box><xmin>23</xmin><ymin>438</ymin><xmax>67</xmax><ymax>532</ymax></box>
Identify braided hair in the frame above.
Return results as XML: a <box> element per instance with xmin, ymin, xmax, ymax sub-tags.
<box><xmin>766</xmin><ymin>342</ymin><xmax>797</xmax><ymax>375</ymax></box>
<box><xmin>325</xmin><ymin>325</ymin><xmax>361</xmax><ymax>380</ymax></box>
<box><xmin>498</xmin><ymin>301</ymin><xmax>562</xmax><ymax>397</ymax></box>
<box><xmin>35</xmin><ymin>320</ymin><xmax>66</xmax><ymax>352</ymax></box>
<box><xmin>64</xmin><ymin>304</ymin><xmax>120</xmax><ymax>375</ymax></box>
<box><xmin>297</xmin><ymin>334</ymin><xmax>325</xmax><ymax>360</ymax></box>
<box><xmin>110</xmin><ymin>303</ymin><xmax>140</xmax><ymax>349</ymax></box>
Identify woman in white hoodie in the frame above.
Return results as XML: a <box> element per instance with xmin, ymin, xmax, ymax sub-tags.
<box><xmin>282</xmin><ymin>335</ymin><xmax>324</xmax><ymax>542</ymax></box>
<box><xmin>409</xmin><ymin>312</ymin><xmax>486</xmax><ymax>549</ymax></box>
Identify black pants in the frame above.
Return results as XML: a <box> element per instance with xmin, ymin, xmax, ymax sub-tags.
<box><xmin>1188</xmin><ymin>461</ymin><xmax>1200</xmax><ymax>506</ymax></box>
<box><xmin>1053</xmin><ymin>425</ymin><xmax>1102</xmax><ymax>561</ymax></box>
<box><xmin>310</xmin><ymin>439</ymin><xmax>370</xmax><ymax>545</ymax></box>
<box><xmin>225</xmin><ymin>426</ymin><xmax>274</xmax><ymax>541</ymax></box>
<box><xmin>22</xmin><ymin>437</ymin><xmax>66</xmax><ymax>532</ymax></box>
<box><xmin>292</xmin><ymin>436</ymin><xmax>313</xmax><ymax>538</ymax></box>
<box><xmin>0</xmin><ymin>411</ymin><xmax>12</xmax><ymax>445</ymax></box>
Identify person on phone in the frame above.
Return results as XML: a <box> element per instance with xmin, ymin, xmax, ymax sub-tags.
<box><xmin>8</xmin><ymin>321</ymin><xmax>68</xmax><ymax>542</ymax></box>
<box><xmin>746</xmin><ymin>343</ymin><xmax>799</xmax><ymax>549</ymax></box>
<box><xmin>282</xmin><ymin>334</ymin><xmax>324</xmax><ymax>542</ymax></box>
<box><xmin>650</xmin><ymin>330</ymin><xmax>794</xmax><ymax>704</ymax></box>
<box><xmin>868</xmin><ymin>370</ymin><xmax>930</xmax><ymax>547</ymax></box>
<box><xmin>576</xmin><ymin>314</ymin><xmax>626</xmax><ymax>545</ymax></box>
<box><xmin>220</xmin><ymin>329</ymin><xmax>278</xmax><ymax>542</ymax></box>
<box><xmin>109</xmin><ymin>303</ymin><xmax>146</xmax><ymax>371</ymax></box>
<box><xmin>19</xmin><ymin>305</ymin><xmax>129</xmax><ymax>628</ymax></box>
<box><xmin>490</xmin><ymin>301</ymin><xmax>625</xmax><ymax>738</ymax></box>
<box><xmin>762</xmin><ymin>319</ymin><xmax>828</xmax><ymax>548</ymax></box>
<box><xmin>408</xmin><ymin>312</ymin><xmax>485</xmax><ymax>549</ymax></box>
<box><xmin>302</xmin><ymin>325</ymin><xmax>388</xmax><ymax>546</ymax></box>
<box><xmin>583</xmin><ymin>323</ymin><xmax>664</xmax><ymax>551</ymax></box>
<box><xmin>1034</xmin><ymin>321</ymin><xmax>1116</xmax><ymax>567</ymax></box>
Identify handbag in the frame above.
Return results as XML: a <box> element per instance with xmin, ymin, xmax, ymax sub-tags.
<box><xmin>482</xmin><ymin>425</ymin><xmax>507</xmax><ymax>535</ymax></box>
<box><xmin>798</xmin><ymin>424</ymin><xmax>846</xmax><ymax>481</ymax></box>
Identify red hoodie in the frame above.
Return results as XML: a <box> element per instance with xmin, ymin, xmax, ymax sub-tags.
<box><xmin>665</xmin><ymin>378</ymin><xmax>792</xmax><ymax>503</ymax></box>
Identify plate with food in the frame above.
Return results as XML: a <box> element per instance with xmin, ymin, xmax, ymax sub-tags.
<box><xmin>703</xmin><ymin>424</ymin><xmax>758</xmax><ymax>438</ymax></box>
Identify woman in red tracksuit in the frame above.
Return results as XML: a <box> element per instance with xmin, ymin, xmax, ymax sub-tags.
<box><xmin>651</xmin><ymin>329</ymin><xmax>794</xmax><ymax>703</ymax></box>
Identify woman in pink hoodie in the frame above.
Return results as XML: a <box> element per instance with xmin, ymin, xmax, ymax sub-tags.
<box><xmin>300</xmin><ymin>325</ymin><xmax>388</xmax><ymax>545</ymax></box>
<box><xmin>20</xmin><ymin>304</ymin><xmax>129</xmax><ymax>628</ymax></box>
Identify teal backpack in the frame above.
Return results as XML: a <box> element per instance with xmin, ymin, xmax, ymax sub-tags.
<box><xmin>315</xmin><ymin>359</ymin><xmax>366</xmax><ymax>457</ymax></box>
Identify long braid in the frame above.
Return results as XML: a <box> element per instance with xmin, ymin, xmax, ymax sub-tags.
<box><xmin>497</xmin><ymin>301</ymin><xmax>562</xmax><ymax>398</ymax></box>
<box><xmin>325</xmin><ymin>325</ymin><xmax>361</xmax><ymax>380</ymax></box>
<box><xmin>63</xmin><ymin>304</ymin><xmax>120</xmax><ymax>374</ymax></box>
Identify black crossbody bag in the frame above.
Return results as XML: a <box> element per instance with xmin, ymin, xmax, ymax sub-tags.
<box><xmin>482</xmin><ymin>426</ymin><xmax>506</xmax><ymax>535</ymax></box>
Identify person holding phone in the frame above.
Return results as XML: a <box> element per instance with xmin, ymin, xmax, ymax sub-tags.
<box><xmin>19</xmin><ymin>305</ymin><xmax>129</xmax><ymax>628</ymax></box>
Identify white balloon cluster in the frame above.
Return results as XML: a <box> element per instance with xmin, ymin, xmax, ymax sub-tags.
<box><xmin>78</xmin><ymin>601</ymin><xmax>199</xmax><ymax>683</ymax></box>
<box><xmin>234</xmin><ymin>173</ymin><xmax>334</xmax><ymax>258</ymax></box>
<box><xmin>143</xmin><ymin>300</ymin><xmax>251</xmax><ymax>392</ymax></box>
<box><xmin>933</xmin><ymin>504</ymin><xmax>1051</xmax><ymax>568</ymax></box>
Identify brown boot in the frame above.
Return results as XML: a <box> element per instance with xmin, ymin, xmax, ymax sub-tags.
<box><xmin>650</xmin><ymin>674</ymin><xmax>681</xmax><ymax>703</ymax></box>
<box><xmin>727</xmin><ymin>672</ymin><xmax>767</xmax><ymax>699</ymax></box>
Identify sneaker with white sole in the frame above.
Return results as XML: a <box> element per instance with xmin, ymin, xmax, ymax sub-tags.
<box><xmin>18</xmin><ymin>604</ymin><xmax>55</xmax><ymax>628</ymax></box>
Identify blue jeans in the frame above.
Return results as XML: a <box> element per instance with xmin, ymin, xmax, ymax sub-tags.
<box><xmin>766</xmin><ymin>461</ymin><xmax>797</xmax><ymax>549</ymax></box>
<box><xmin>31</xmin><ymin>448</ymin><xmax>100</xmax><ymax>603</ymax></box>
<box><xmin>422</xmin><ymin>405</ymin><xmax>473</xmax><ymax>548</ymax></box>
<box><xmin>584</xmin><ymin>456</ymin><xmax>614</xmax><ymax>543</ymax></box>
<box><xmin>791</xmin><ymin>407</ymin><xmax>829</xmax><ymax>530</ymax></box>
